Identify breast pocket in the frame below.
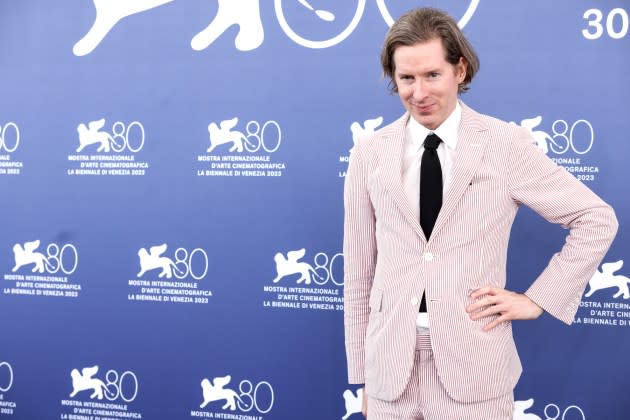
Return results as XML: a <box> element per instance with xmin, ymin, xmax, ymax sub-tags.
<box><xmin>458</xmin><ymin>175</ymin><xmax>507</xmax><ymax>235</ymax></box>
<box><xmin>367</xmin><ymin>177</ymin><xmax>402</xmax><ymax>224</ymax></box>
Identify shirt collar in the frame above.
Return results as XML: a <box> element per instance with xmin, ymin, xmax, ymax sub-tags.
<box><xmin>407</xmin><ymin>102</ymin><xmax>461</xmax><ymax>151</ymax></box>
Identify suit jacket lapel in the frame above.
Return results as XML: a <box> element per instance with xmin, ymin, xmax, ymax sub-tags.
<box><xmin>380</xmin><ymin>113</ymin><xmax>426</xmax><ymax>241</ymax></box>
<box><xmin>431</xmin><ymin>103</ymin><xmax>490</xmax><ymax>238</ymax></box>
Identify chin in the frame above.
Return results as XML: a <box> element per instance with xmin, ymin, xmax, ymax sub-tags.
<box><xmin>415</xmin><ymin>116</ymin><xmax>437</xmax><ymax>129</ymax></box>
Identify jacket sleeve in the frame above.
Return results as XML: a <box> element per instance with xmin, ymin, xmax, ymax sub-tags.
<box><xmin>343</xmin><ymin>140</ymin><xmax>377</xmax><ymax>383</ymax></box>
<box><xmin>507</xmin><ymin>130</ymin><xmax>618</xmax><ymax>324</ymax></box>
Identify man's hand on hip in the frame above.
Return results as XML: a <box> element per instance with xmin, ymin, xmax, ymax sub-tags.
<box><xmin>466</xmin><ymin>286</ymin><xmax>544</xmax><ymax>331</ymax></box>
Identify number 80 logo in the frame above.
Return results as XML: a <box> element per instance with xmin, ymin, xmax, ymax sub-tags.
<box><xmin>312</xmin><ymin>253</ymin><xmax>344</xmax><ymax>286</ymax></box>
<box><xmin>110</xmin><ymin>121</ymin><xmax>145</xmax><ymax>153</ymax></box>
<box><xmin>0</xmin><ymin>361</ymin><xmax>14</xmax><ymax>392</ymax></box>
<box><xmin>0</xmin><ymin>123</ymin><xmax>20</xmax><ymax>152</ymax></box>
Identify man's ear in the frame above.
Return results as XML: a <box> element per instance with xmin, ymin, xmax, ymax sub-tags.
<box><xmin>457</xmin><ymin>56</ymin><xmax>467</xmax><ymax>83</ymax></box>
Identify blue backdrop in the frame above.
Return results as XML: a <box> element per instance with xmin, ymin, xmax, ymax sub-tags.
<box><xmin>1</xmin><ymin>1</ymin><xmax>628</xmax><ymax>419</ymax></box>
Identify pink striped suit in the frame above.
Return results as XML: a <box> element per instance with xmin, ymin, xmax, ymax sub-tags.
<box><xmin>343</xmin><ymin>102</ymin><xmax>618</xmax><ymax>406</ymax></box>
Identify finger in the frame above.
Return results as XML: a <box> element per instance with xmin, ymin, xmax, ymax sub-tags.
<box><xmin>469</xmin><ymin>286</ymin><xmax>500</xmax><ymax>298</ymax></box>
<box><xmin>469</xmin><ymin>286</ymin><xmax>489</xmax><ymax>298</ymax></box>
<box><xmin>466</xmin><ymin>301</ymin><xmax>488</xmax><ymax>313</ymax></box>
<box><xmin>466</xmin><ymin>296</ymin><xmax>503</xmax><ymax>313</ymax></box>
<box><xmin>469</xmin><ymin>304</ymin><xmax>507</xmax><ymax>320</ymax></box>
<box><xmin>483</xmin><ymin>314</ymin><xmax>509</xmax><ymax>331</ymax></box>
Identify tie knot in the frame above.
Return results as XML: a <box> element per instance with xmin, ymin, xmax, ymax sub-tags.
<box><xmin>424</xmin><ymin>133</ymin><xmax>441</xmax><ymax>150</ymax></box>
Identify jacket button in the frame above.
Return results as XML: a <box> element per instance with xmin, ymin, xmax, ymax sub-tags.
<box><xmin>411</xmin><ymin>297</ymin><xmax>419</xmax><ymax>306</ymax></box>
<box><xmin>423</xmin><ymin>252</ymin><xmax>434</xmax><ymax>262</ymax></box>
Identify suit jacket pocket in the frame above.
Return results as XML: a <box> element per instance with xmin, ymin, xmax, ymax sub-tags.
<box><xmin>366</xmin><ymin>288</ymin><xmax>384</xmax><ymax>341</ymax></box>
<box><xmin>365</xmin><ymin>287</ymin><xmax>385</xmax><ymax>385</ymax></box>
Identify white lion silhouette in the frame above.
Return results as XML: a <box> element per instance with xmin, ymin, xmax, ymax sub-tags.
<box><xmin>585</xmin><ymin>260</ymin><xmax>630</xmax><ymax>299</ymax></box>
<box><xmin>12</xmin><ymin>240</ymin><xmax>49</xmax><ymax>273</ymax></box>
<box><xmin>76</xmin><ymin>118</ymin><xmax>122</xmax><ymax>152</ymax></box>
<box><xmin>200</xmin><ymin>375</ymin><xmax>244</xmax><ymax>410</ymax></box>
<box><xmin>513</xmin><ymin>398</ymin><xmax>542</xmax><ymax>420</ymax></box>
<box><xmin>137</xmin><ymin>244</ymin><xmax>183</xmax><ymax>279</ymax></box>
<box><xmin>513</xmin><ymin>116</ymin><xmax>553</xmax><ymax>154</ymax></box>
<box><xmin>69</xmin><ymin>366</ymin><xmax>113</xmax><ymax>400</ymax></box>
<box><xmin>341</xmin><ymin>388</ymin><xmax>363</xmax><ymax>419</ymax></box>
<box><xmin>73</xmin><ymin>0</ymin><xmax>174</xmax><ymax>56</ymax></box>
<box><xmin>207</xmin><ymin>117</ymin><xmax>253</xmax><ymax>153</ymax></box>
<box><xmin>191</xmin><ymin>0</ymin><xmax>263</xmax><ymax>52</ymax></box>
<box><xmin>74</xmin><ymin>0</ymin><xmax>263</xmax><ymax>56</ymax></box>
<box><xmin>350</xmin><ymin>116</ymin><xmax>383</xmax><ymax>151</ymax></box>
<box><xmin>272</xmin><ymin>248</ymin><xmax>321</xmax><ymax>285</ymax></box>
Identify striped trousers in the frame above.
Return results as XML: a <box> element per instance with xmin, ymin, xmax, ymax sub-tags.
<box><xmin>367</xmin><ymin>333</ymin><xmax>514</xmax><ymax>420</ymax></box>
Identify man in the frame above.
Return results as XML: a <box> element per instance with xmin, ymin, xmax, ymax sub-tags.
<box><xmin>343</xmin><ymin>8</ymin><xmax>617</xmax><ymax>420</ymax></box>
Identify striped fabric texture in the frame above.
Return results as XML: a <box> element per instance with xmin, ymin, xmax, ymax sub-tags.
<box><xmin>367</xmin><ymin>333</ymin><xmax>514</xmax><ymax>420</ymax></box>
<box><xmin>343</xmin><ymin>102</ymin><xmax>618</xmax><ymax>403</ymax></box>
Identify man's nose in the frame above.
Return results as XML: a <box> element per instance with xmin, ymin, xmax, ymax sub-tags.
<box><xmin>411</xmin><ymin>80</ymin><xmax>427</xmax><ymax>100</ymax></box>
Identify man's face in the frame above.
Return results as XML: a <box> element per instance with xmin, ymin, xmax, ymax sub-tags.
<box><xmin>393</xmin><ymin>38</ymin><xmax>466</xmax><ymax>130</ymax></box>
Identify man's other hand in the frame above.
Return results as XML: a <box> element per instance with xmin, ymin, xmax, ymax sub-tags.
<box><xmin>466</xmin><ymin>287</ymin><xmax>544</xmax><ymax>331</ymax></box>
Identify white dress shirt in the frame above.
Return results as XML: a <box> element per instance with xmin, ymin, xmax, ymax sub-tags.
<box><xmin>402</xmin><ymin>102</ymin><xmax>461</xmax><ymax>331</ymax></box>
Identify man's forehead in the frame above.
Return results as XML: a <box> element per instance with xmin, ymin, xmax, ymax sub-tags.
<box><xmin>393</xmin><ymin>40</ymin><xmax>450</xmax><ymax>68</ymax></box>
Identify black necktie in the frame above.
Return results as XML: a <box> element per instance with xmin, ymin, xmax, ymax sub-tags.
<box><xmin>419</xmin><ymin>133</ymin><xmax>442</xmax><ymax>312</ymax></box>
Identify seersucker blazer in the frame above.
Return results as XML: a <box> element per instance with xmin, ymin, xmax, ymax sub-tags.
<box><xmin>343</xmin><ymin>101</ymin><xmax>617</xmax><ymax>402</ymax></box>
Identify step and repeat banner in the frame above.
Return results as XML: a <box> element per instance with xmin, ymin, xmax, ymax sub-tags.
<box><xmin>1</xmin><ymin>1</ymin><xmax>628</xmax><ymax>419</ymax></box>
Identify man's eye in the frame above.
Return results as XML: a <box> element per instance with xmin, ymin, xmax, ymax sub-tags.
<box><xmin>429</xmin><ymin>72</ymin><xmax>439</xmax><ymax>78</ymax></box>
